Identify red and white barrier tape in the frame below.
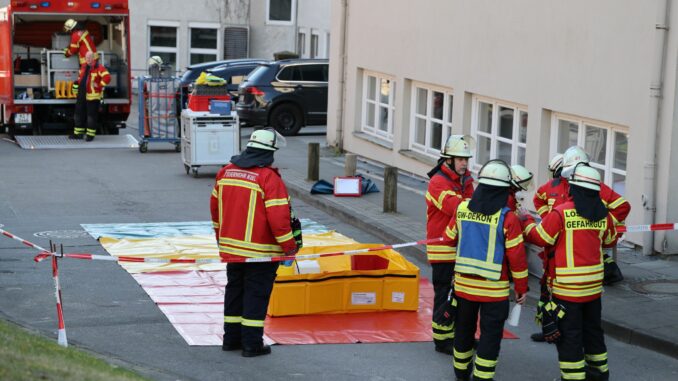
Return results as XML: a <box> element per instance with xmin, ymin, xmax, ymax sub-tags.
<box><xmin>616</xmin><ymin>223</ymin><xmax>678</xmax><ymax>233</ymax></box>
<box><xmin>33</xmin><ymin>238</ymin><xmax>445</xmax><ymax>265</ymax></box>
<box><xmin>1</xmin><ymin>227</ymin><xmax>58</xmax><ymax>257</ymax></box>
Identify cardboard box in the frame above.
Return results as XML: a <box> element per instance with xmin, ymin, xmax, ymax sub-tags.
<box><xmin>268</xmin><ymin>244</ymin><xmax>420</xmax><ymax>316</ymax></box>
<box><xmin>14</xmin><ymin>74</ymin><xmax>41</xmax><ymax>87</ymax></box>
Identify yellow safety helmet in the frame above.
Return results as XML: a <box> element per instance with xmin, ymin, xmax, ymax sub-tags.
<box><xmin>247</xmin><ymin>128</ymin><xmax>286</xmax><ymax>151</ymax></box>
<box><xmin>568</xmin><ymin>163</ymin><xmax>601</xmax><ymax>191</ymax></box>
<box><xmin>441</xmin><ymin>135</ymin><xmax>474</xmax><ymax>158</ymax></box>
<box><xmin>548</xmin><ymin>153</ymin><xmax>564</xmax><ymax>173</ymax></box>
<box><xmin>478</xmin><ymin>159</ymin><xmax>512</xmax><ymax>187</ymax></box>
<box><xmin>510</xmin><ymin>164</ymin><xmax>534</xmax><ymax>191</ymax></box>
<box><xmin>561</xmin><ymin>146</ymin><xmax>590</xmax><ymax>178</ymax></box>
<box><xmin>63</xmin><ymin>19</ymin><xmax>77</xmax><ymax>32</ymax></box>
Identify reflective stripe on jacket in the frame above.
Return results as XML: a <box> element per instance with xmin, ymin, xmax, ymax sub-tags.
<box><xmin>210</xmin><ymin>164</ymin><xmax>297</xmax><ymax>259</ymax></box>
<box><xmin>524</xmin><ymin>201</ymin><xmax>617</xmax><ymax>302</ymax></box>
<box><xmin>65</xmin><ymin>30</ymin><xmax>97</xmax><ymax>64</ymax></box>
<box><xmin>425</xmin><ymin>165</ymin><xmax>474</xmax><ymax>262</ymax></box>
<box><xmin>444</xmin><ymin>201</ymin><xmax>528</xmax><ymax>302</ymax></box>
<box><xmin>77</xmin><ymin>62</ymin><xmax>111</xmax><ymax>101</ymax></box>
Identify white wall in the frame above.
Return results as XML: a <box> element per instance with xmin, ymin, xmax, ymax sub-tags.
<box><xmin>329</xmin><ymin>0</ymin><xmax>678</xmax><ymax>253</ymax></box>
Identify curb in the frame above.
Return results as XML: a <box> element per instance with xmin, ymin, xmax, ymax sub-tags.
<box><xmin>288</xmin><ymin>180</ymin><xmax>678</xmax><ymax>360</ymax></box>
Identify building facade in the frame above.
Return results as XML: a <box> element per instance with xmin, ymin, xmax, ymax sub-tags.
<box><xmin>327</xmin><ymin>0</ymin><xmax>678</xmax><ymax>255</ymax></box>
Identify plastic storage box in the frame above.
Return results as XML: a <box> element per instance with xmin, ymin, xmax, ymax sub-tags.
<box><xmin>268</xmin><ymin>244</ymin><xmax>420</xmax><ymax>316</ymax></box>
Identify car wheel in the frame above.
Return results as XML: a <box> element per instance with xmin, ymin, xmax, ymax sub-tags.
<box><xmin>270</xmin><ymin>104</ymin><xmax>302</xmax><ymax>136</ymax></box>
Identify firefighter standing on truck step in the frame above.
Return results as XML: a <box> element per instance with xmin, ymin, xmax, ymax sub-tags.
<box><xmin>210</xmin><ymin>128</ymin><xmax>300</xmax><ymax>358</ymax></box>
<box><xmin>444</xmin><ymin>159</ymin><xmax>528</xmax><ymax>381</ymax></box>
<box><xmin>69</xmin><ymin>51</ymin><xmax>110</xmax><ymax>141</ymax></box>
<box><xmin>522</xmin><ymin>163</ymin><xmax>616</xmax><ymax>381</ymax></box>
<box><xmin>425</xmin><ymin>134</ymin><xmax>475</xmax><ymax>355</ymax></box>
<box><xmin>63</xmin><ymin>19</ymin><xmax>97</xmax><ymax>65</ymax></box>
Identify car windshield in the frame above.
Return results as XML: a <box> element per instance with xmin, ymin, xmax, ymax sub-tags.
<box><xmin>241</xmin><ymin>65</ymin><xmax>268</xmax><ymax>86</ymax></box>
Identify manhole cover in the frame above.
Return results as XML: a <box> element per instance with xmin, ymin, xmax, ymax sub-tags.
<box><xmin>33</xmin><ymin>230</ymin><xmax>90</xmax><ymax>239</ymax></box>
<box><xmin>630</xmin><ymin>280</ymin><xmax>678</xmax><ymax>295</ymax></box>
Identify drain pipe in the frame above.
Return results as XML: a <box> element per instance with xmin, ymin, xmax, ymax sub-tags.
<box><xmin>334</xmin><ymin>0</ymin><xmax>348</xmax><ymax>151</ymax></box>
<box><xmin>644</xmin><ymin>0</ymin><xmax>671</xmax><ymax>255</ymax></box>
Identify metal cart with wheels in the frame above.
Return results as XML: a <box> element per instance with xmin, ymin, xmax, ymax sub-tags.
<box><xmin>180</xmin><ymin>109</ymin><xmax>239</xmax><ymax>177</ymax></box>
<box><xmin>137</xmin><ymin>76</ymin><xmax>180</xmax><ymax>152</ymax></box>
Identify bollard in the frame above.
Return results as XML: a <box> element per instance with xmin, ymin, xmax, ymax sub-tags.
<box><xmin>383</xmin><ymin>166</ymin><xmax>398</xmax><ymax>213</ymax></box>
<box><xmin>307</xmin><ymin>142</ymin><xmax>320</xmax><ymax>181</ymax></box>
<box><xmin>345</xmin><ymin>153</ymin><xmax>357</xmax><ymax>177</ymax></box>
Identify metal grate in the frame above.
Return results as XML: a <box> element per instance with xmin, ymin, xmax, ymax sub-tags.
<box><xmin>15</xmin><ymin>135</ymin><xmax>139</xmax><ymax>150</ymax></box>
<box><xmin>224</xmin><ymin>27</ymin><xmax>249</xmax><ymax>59</ymax></box>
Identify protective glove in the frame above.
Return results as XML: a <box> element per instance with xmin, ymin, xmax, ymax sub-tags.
<box><xmin>541</xmin><ymin>300</ymin><xmax>565</xmax><ymax>343</ymax></box>
<box><xmin>71</xmin><ymin>83</ymin><xmax>79</xmax><ymax>96</ymax></box>
<box><xmin>63</xmin><ymin>47</ymin><xmax>69</xmax><ymax>56</ymax></box>
<box><xmin>433</xmin><ymin>287</ymin><xmax>457</xmax><ymax>328</ymax></box>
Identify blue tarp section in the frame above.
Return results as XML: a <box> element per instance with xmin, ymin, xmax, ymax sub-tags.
<box><xmin>82</xmin><ymin>219</ymin><xmax>329</xmax><ymax>240</ymax></box>
<box><xmin>311</xmin><ymin>175</ymin><xmax>380</xmax><ymax>195</ymax></box>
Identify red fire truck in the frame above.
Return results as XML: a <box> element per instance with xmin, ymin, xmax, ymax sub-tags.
<box><xmin>0</xmin><ymin>0</ymin><xmax>131</xmax><ymax>136</ymax></box>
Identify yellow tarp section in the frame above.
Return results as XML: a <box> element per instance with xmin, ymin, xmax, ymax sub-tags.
<box><xmin>99</xmin><ymin>231</ymin><xmax>356</xmax><ymax>273</ymax></box>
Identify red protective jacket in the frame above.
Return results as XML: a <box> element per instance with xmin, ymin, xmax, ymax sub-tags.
<box><xmin>77</xmin><ymin>62</ymin><xmax>111</xmax><ymax>101</ymax></box>
<box><xmin>210</xmin><ymin>164</ymin><xmax>297</xmax><ymax>261</ymax></box>
<box><xmin>523</xmin><ymin>202</ymin><xmax>617</xmax><ymax>302</ymax></box>
<box><xmin>444</xmin><ymin>208</ymin><xmax>529</xmax><ymax>302</ymax></box>
<box><xmin>65</xmin><ymin>30</ymin><xmax>97</xmax><ymax>65</ymax></box>
<box><xmin>425</xmin><ymin>165</ymin><xmax>474</xmax><ymax>263</ymax></box>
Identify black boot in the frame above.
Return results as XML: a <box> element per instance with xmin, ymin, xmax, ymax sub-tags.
<box><xmin>69</xmin><ymin>134</ymin><xmax>83</xmax><ymax>140</ymax></box>
<box><xmin>85</xmin><ymin>135</ymin><xmax>95</xmax><ymax>142</ymax></box>
<box><xmin>221</xmin><ymin>342</ymin><xmax>242</xmax><ymax>351</ymax></box>
<box><xmin>435</xmin><ymin>341</ymin><xmax>454</xmax><ymax>355</ymax></box>
<box><xmin>242</xmin><ymin>344</ymin><xmax>271</xmax><ymax>357</ymax></box>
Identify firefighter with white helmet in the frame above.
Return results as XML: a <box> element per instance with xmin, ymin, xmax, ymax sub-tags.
<box><xmin>507</xmin><ymin>164</ymin><xmax>534</xmax><ymax>211</ymax></box>
<box><xmin>425</xmin><ymin>134</ymin><xmax>475</xmax><ymax>355</ymax></box>
<box><xmin>444</xmin><ymin>159</ymin><xmax>528</xmax><ymax>381</ymax></box>
<box><xmin>63</xmin><ymin>19</ymin><xmax>97</xmax><ymax>65</ymax></box>
<box><xmin>522</xmin><ymin>163</ymin><xmax>616</xmax><ymax>381</ymax></box>
<box><xmin>210</xmin><ymin>127</ymin><xmax>299</xmax><ymax>357</ymax></box>
<box><xmin>147</xmin><ymin>56</ymin><xmax>164</xmax><ymax>77</ymax></box>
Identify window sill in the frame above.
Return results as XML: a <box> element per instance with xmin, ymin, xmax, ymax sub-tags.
<box><xmin>353</xmin><ymin>131</ymin><xmax>393</xmax><ymax>150</ymax></box>
<box><xmin>398</xmin><ymin>149</ymin><xmax>438</xmax><ymax>166</ymax></box>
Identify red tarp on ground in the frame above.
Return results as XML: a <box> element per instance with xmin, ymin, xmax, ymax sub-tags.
<box><xmin>132</xmin><ymin>271</ymin><xmax>518</xmax><ymax>346</ymax></box>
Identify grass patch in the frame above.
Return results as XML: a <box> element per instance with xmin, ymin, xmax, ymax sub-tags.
<box><xmin>0</xmin><ymin>319</ymin><xmax>149</xmax><ymax>381</ymax></box>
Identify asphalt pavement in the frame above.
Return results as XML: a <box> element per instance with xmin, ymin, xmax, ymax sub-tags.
<box><xmin>0</xmin><ymin>123</ymin><xmax>677</xmax><ymax>380</ymax></box>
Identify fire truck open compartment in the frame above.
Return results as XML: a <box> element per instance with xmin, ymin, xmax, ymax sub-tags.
<box><xmin>3</xmin><ymin>10</ymin><xmax>131</xmax><ymax>135</ymax></box>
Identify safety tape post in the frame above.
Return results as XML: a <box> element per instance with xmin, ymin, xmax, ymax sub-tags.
<box><xmin>50</xmin><ymin>246</ymin><xmax>68</xmax><ymax>348</ymax></box>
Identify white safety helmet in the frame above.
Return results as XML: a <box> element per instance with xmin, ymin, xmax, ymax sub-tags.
<box><xmin>246</xmin><ymin>128</ymin><xmax>286</xmax><ymax>151</ymax></box>
<box><xmin>568</xmin><ymin>163</ymin><xmax>601</xmax><ymax>191</ymax></box>
<box><xmin>148</xmin><ymin>56</ymin><xmax>163</xmax><ymax>68</ymax></box>
<box><xmin>63</xmin><ymin>19</ymin><xmax>77</xmax><ymax>32</ymax></box>
<box><xmin>548</xmin><ymin>153</ymin><xmax>564</xmax><ymax>173</ymax></box>
<box><xmin>478</xmin><ymin>159</ymin><xmax>512</xmax><ymax>187</ymax></box>
<box><xmin>561</xmin><ymin>146</ymin><xmax>590</xmax><ymax>178</ymax></box>
<box><xmin>510</xmin><ymin>164</ymin><xmax>534</xmax><ymax>191</ymax></box>
<box><xmin>441</xmin><ymin>135</ymin><xmax>474</xmax><ymax>158</ymax></box>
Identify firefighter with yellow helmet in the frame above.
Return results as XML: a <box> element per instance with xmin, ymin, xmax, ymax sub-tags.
<box><xmin>425</xmin><ymin>134</ymin><xmax>475</xmax><ymax>355</ymax></box>
<box><xmin>444</xmin><ymin>159</ymin><xmax>528</xmax><ymax>381</ymax></box>
<box><xmin>63</xmin><ymin>19</ymin><xmax>97</xmax><ymax>65</ymax></box>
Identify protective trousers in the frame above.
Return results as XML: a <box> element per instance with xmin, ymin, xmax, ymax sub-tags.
<box><xmin>453</xmin><ymin>296</ymin><xmax>509</xmax><ymax>381</ymax></box>
<box><xmin>74</xmin><ymin>96</ymin><xmax>100</xmax><ymax>138</ymax></box>
<box><xmin>554</xmin><ymin>297</ymin><xmax>609</xmax><ymax>381</ymax></box>
<box><xmin>223</xmin><ymin>262</ymin><xmax>279</xmax><ymax>348</ymax></box>
<box><xmin>431</xmin><ymin>262</ymin><xmax>455</xmax><ymax>347</ymax></box>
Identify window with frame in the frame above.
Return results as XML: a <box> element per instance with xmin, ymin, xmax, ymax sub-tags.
<box><xmin>310</xmin><ymin>33</ymin><xmax>319</xmax><ymax>58</ymax></box>
<box><xmin>409</xmin><ymin>83</ymin><xmax>454</xmax><ymax>157</ymax></box>
<box><xmin>551</xmin><ymin>114</ymin><xmax>628</xmax><ymax>195</ymax></box>
<box><xmin>361</xmin><ymin>72</ymin><xmax>396</xmax><ymax>141</ymax></box>
<box><xmin>472</xmin><ymin>97</ymin><xmax>528</xmax><ymax>169</ymax></box>
<box><xmin>267</xmin><ymin>0</ymin><xmax>296</xmax><ymax>25</ymax></box>
<box><xmin>297</xmin><ymin>31</ymin><xmax>306</xmax><ymax>57</ymax></box>
<box><xmin>149</xmin><ymin>24</ymin><xmax>178</xmax><ymax>69</ymax></box>
<box><xmin>189</xmin><ymin>27</ymin><xmax>219</xmax><ymax>65</ymax></box>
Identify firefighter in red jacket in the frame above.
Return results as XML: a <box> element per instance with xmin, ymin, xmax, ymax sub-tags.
<box><xmin>63</xmin><ymin>19</ymin><xmax>97</xmax><ymax>65</ymax></box>
<box><xmin>444</xmin><ymin>160</ymin><xmax>528</xmax><ymax>381</ymax></box>
<box><xmin>69</xmin><ymin>52</ymin><xmax>110</xmax><ymax>141</ymax></box>
<box><xmin>522</xmin><ymin>163</ymin><xmax>617</xmax><ymax>381</ymax></box>
<box><xmin>426</xmin><ymin>135</ymin><xmax>475</xmax><ymax>355</ymax></box>
<box><xmin>210</xmin><ymin>128</ymin><xmax>299</xmax><ymax>358</ymax></box>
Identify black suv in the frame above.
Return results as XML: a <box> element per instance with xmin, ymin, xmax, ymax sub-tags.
<box><xmin>205</xmin><ymin>59</ymin><xmax>269</xmax><ymax>103</ymax></box>
<box><xmin>236</xmin><ymin>59</ymin><xmax>329</xmax><ymax>135</ymax></box>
